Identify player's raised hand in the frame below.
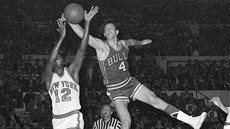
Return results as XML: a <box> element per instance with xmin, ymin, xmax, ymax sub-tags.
<box><xmin>60</xmin><ymin>14</ymin><xmax>66</xmax><ymax>22</ymax></box>
<box><xmin>57</xmin><ymin>18</ymin><xmax>66</xmax><ymax>38</ymax></box>
<box><xmin>141</xmin><ymin>39</ymin><xmax>152</xmax><ymax>45</ymax></box>
<box><xmin>84</xmin><ymin>6</ymin><xmax>99</xmax><ymax>22</ymax></box>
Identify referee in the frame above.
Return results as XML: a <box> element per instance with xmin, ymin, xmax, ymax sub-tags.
<box><xmin>93</xmin><ymin>104</ymin><xmax>121</xmax><ymax>129</ymax></box>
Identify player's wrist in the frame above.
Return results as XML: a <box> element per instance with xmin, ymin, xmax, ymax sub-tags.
<box><xmin>85</xmin><ymin>19</ymin><xmax>91</xmax><ymax>24</ymax></box>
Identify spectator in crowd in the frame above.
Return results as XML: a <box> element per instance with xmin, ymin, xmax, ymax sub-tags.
<box><xmin>6</xmin><ymin>108</ymin><xmax>23</xmax><ymax>128</ymax></box>
<box><xmin>23</xmin><ymin>88</ymin><xmax>35</xmax><ymax>112</ymax></box>
<box><xmin>0</xmin><ymin>110</ymin><xmax>7</xmax><ymax>128</ymax></box>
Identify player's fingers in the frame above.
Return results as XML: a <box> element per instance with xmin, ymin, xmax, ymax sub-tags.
<box><xmin>93</xmin><ymin>9</ymin><xmax>98</xmax><ymax>13</ymax></box>
<box><xmin>60</xmin><ymin>18</ymin><xmax>65</xmax><ymax>23</ymax></box>
<box><xmin>57</xmin><ymin>20</ymin><xmax>60</xmax><ymax>26</ymax></box>
<box><xmin>94</xmin><ymin>6</ymin><xmax>98</xmax><ymax>11</ymax></box>
<box><xmin>91</xmin><ymin>6</ymin><xmax>94</xmax><ymax>11</ymax></box>
<box><xmin>93</xmin><ymin>8</ymin><xmax>98</xmax><ymax>14</ymax></box>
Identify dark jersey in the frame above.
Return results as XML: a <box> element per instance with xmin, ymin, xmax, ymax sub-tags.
<box><xmin>98</xmin><ymin>41</ymin><xmax>130</xmax><ymax>90</ymax></box>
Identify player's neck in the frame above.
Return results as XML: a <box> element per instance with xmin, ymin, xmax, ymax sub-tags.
<box><xmin>55</xmin><ymin>67</ymin><xmax>64</xmax><ymax>77</ymax></box>
<box><xmin>107</xmin><ymin>38</ymin><xmax>119</xmax><ymax>49</ymax></box>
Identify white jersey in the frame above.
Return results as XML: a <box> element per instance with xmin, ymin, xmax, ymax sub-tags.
<box><xmin>226</xmin><ymin>107</ymin><xmax>230</xmax><ymax>123</ymax></box>
<box><xmin>48</xmin><ymin>67</ymin><xmax>81</xmax><ymax>115</ymax></box>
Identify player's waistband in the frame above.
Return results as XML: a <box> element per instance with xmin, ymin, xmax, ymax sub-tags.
<box><xmin>106</xmin><ymin>77</ymin><xmax>132</xmax><ymax>91</ymax></box>
<box><xmin>53</xmin><ymin>109</ymin><xmax>80</xmax><ymax>119</ymax></box>
<box><xmin>225</xmin><ymin>122</ymin><xmax>230</xmax><ymax>126</ymax></box>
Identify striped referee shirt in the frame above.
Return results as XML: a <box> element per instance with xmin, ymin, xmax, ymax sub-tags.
<box><xmin>93</xmin><ymin>117</ymin><xmax>121</xmax><ymax>129</ymax></box>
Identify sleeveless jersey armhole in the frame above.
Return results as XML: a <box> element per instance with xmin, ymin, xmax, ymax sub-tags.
<box><xmin>120</xmin><ymin>40</ymin><xmax>129</xmax><ymax>49</ymax></box>
<box><xmin>97</xmin><ymin>41</ymin><xmax>110</xmax><ymax>61</ymax></box>
<box><xmin>64</xmin><ymin>67</ymin><xmax>79</xmax><ymax>84</ymax></box>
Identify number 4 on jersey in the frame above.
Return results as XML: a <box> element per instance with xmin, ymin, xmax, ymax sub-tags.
<box><xmin>119</xmin><ymin>61</ymin><xmax>126</xmax><ymax>71</ymax></box>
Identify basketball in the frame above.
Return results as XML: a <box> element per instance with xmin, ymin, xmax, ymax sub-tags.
<box><xmin>64</xmin><ymin>3</ymin><xmax>84</xmax><ymax>24</ymax></box>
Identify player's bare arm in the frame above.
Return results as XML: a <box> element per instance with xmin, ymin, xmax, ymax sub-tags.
<box><xmin>68</xmin><ymin>6</ymin><xmax>98</xmax><ymax>83</ymax></box>
<box><xmin>43</xmin><ymin>19</ymin><xmax>66</xmax><ymax>89</ymax></box>
<box><xmin>61</xmin><ymin>8</ymin><xmax>106</xmax><ymax>51</ymax></box>
<box><xmin>124</xmin><ymin>39</ymin><xmax>152</xmax><ymax>46</ymax></box>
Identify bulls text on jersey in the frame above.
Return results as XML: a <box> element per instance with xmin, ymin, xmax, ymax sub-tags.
<box><xmin>107</xmin><ymin>52</ymin><xmax>127</xmax><ymax>66</ymax></box>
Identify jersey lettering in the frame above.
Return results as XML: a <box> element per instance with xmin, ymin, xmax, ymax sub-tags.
<box><xmin>49</xmin><ymin>68</ymin><xmax>81</xmax><ymax>114</ymax></box>
<box><xmin>54</xmin><ymin>88</ymin><xmax>72</xmax><ymax>103</ymax></box>
<box><xmin>107</xmin><ymin>52</ymin><xmax>127</xmax><ymax>66</ymax></box>
<box><xmin>61</xmin><ymin>88</ymin><xmax>71</xmax><ymax>102</ymax></box>
<box><xmin>54</xmin><ymin>89</ymin><xmax>60</xmax><ymax>103</ymax></box>
<box><xmin>119</xmin><ymin>61</ymin><xmax>126</xmax><ymax>71</ymax></box>
<box><xmin>98</xmin><ymin>42</ymin><xmax>130</xmax><ymax>86</ymax></box>
<box><xmin>49</xmin><ymin>81</ymin><xmax>78</xmax><ymax>96</ymax></box>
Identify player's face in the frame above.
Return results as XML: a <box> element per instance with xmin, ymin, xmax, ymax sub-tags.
<box><xmin>101</xmin><ymin>105</ymin><xmax>113</xmax><ymax>119</ymax></box>
<box><xmin>104</xmin><ymin>23</ymin><xmax>118</xmax><ymax>40</ymax></box>
<box><xmin>55</xmin><ymin>55</ymin><xmax>64</xmax><ymax>67</ymax></box>
<box><xmin>54</xmin><ymin>55</ymin><xmax>64</xmax><ymax>74</ymax></box>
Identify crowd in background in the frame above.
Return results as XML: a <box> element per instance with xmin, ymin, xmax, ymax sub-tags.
<box><xmin>0</xmin><ymin>56</ymin><xmax>229</xmax><ymax>129</ymax></box>
<box><xmin>1</xmin><ymin>0</ymin><xmax>230</xmax><ymax>128</ymax></box>
<box><xmin>1</xmin><ymin>0</ymin><xmax>230</xmax><ymax>56</ymax></box>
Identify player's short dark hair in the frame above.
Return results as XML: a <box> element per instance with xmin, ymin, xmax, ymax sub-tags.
<box><xmin>98</xmin><ymin>19</ymin><xmax>124</xmax><ymax>39</ymax></box>
<box><xmin>99</xmin><ymin>19</ymin><xmax>118</xmax><ymax>34</ymax></box>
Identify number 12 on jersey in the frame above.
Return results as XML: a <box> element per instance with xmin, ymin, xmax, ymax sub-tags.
<box><xmin>54</xmin><ymin>88</ymin><xmax>71</xmax><ymax>103</ymax></box>
<box><xmin>119</xmin><ymin>61</ymin><xmax>127</xmax><ymax>71</ymax></box>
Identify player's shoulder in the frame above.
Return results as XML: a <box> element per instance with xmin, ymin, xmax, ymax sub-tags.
<box><xmin>66</xmin><ymin>66</ymin><xmax>75</xmax><ymax>75</ymax></box>
<box><xmin>119</xmin><ymin>40</ymin><xmax>128</xmax><ymax>48</ymax></box>
<box><xmin>94</xmin><ymin>37</ymin><xmax>107</xmax><ymax>45</ymax></box>
<box><xmin>43</xmin><ymin>71</ymin><xmax>54</xmax><ymax>85</ymax></box>
<box><xmin>119</xmin><ymin>39</ymin><xmax>126</xmax><ymax>44</ymax></box>
<box><xmin>227</xmin><ymin>106</ymin><xmax>230</xmax><ymax>111</ymax></box>
<box><xmin>96</xmin><ymin>39</ymin><xmax>109</xmax><ymax>49</ymax></box>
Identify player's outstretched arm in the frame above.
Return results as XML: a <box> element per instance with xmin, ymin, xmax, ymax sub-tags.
<box><xmin>43</xmin><ymin>19</ymin><xmax>66</xmax><ymax>89</ymax></box>
<box><xmin>68</xmin><ymin>6</ymin><xmax>98</xmax><ymax>83</ymax></box>
<box><xmin>210</xmin><ymin>97</ymin><xmax>229</xmax><ymax>114</ymax></box>
<box><xmin>61</xmin><ymin>7</ymin><xmax>105</xmax><ymax>51</ymax></box>
<box><xmin>125</xmin><ymin>39</ymin><xmax>152</xmax><ymax>46</ymax></box>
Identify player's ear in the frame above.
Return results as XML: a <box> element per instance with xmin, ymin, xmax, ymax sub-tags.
<box><xmin>116</xmin><ymin>30</ymin><xmax>119</xmax><ymax>35</ymax></box>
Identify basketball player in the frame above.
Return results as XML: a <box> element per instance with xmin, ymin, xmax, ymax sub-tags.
<box><xmin>43</xmin><ymin>6</ymin><xmax>98</xmax><ymax>129</ymax></box>
<box><xmin>65</xmin><ymin>17</ymin><xmax>207</xmax><ymax>129</ymax></box>
<box><xmin>93</xmin><ymin>104</ymin><xmax>121</xmax><ymax>129</ymax></box>
<box><xmin>210</xmin><ymin>97</ymin><xmax>230</xmax><ymax>129</ymax></box>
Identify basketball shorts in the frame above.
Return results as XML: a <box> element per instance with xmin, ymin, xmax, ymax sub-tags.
<box><xmin>106</xmin><ymin>77</ymin><xmax>143</xmax><ymax>103</ymax></box>
<box><xmin>224</xmin><ymin>122</ymin><xmax>230</xmax><ymax>129</ymax></box>
<box><xmin>52</xmin><ymin>110</ymin><xmax>84</xmax><ymax>129</ymax></box>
